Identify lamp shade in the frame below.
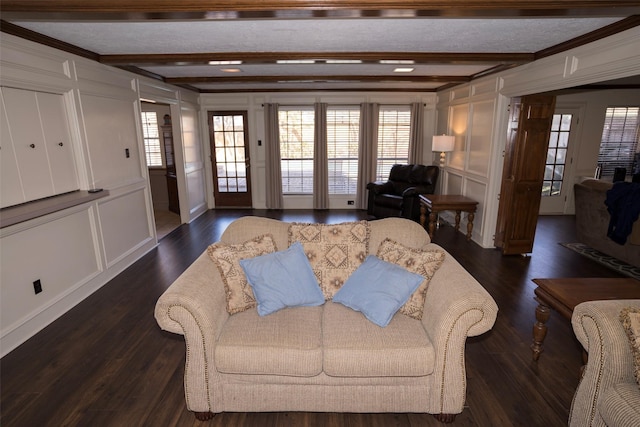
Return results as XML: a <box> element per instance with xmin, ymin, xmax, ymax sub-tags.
<box><xmin>432</xmin><ymin>135</ymin><xmax>455</xmax><ymax>152</ymax></box>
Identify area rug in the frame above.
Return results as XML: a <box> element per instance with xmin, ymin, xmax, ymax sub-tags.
<box><xmin>560</xmin><ymin>242</ymin><xmax>640</xmax><ymax>281</ymax></box>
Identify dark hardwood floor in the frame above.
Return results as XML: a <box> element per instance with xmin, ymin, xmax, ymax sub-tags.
<box><xmin>1</xmin><ymin>211</ymin><xmax>625</xmax><ymax>427</ymax></box>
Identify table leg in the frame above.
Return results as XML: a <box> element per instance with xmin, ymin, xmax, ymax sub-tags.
<box><xmin>420</xmin><ymin>203</ymin><xmax>427</xmax><ymax>228</ymax></box>
<box><xmin>454</xmin><ymin>210</ymin><xmax>461</xmax><ymax>231</ymax></box>
<box><xmin>531</xmin><ymin>299</ymin><xmax>551</xmax><ymax>361</ymax></box>
<box><xmin>428</xmin><ymin>211</ymin><xmax>437</xmax><ymax>240</ymax></box>
<box><xmin>466</xmin><ymin>211</ymin><xmax>475</xmax><ymax>241</ymax></box>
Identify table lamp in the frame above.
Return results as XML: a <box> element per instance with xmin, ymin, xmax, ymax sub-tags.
<box><xmin>432</xmin><ymin>135</ymin><xmax>455</xmax><ymax>168</ymax></box>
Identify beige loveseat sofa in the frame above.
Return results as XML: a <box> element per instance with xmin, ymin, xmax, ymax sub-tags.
<box><xmin>155</xmin><ymin>216</ymin><xmax>498</xmax><ymax>422</ymax></box>
<box><xmin>569</xmin><ymin>300</ymin><xmax>640</xmax><ymax>427</ymax></box>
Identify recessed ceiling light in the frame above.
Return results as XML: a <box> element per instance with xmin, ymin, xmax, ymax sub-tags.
<box><xmin>380</xmin><ymin>60</ymin><xmax>415</xmax><ymax>65</ymax></box>
<box><xmin>326</xmin><ymin>60</ymin><xmax>362</xmax><ymax>64</ymax></box>
<box><xmin>209</xmin><ymin>60</ymin><xmax>242</xmax><ymax>65</ymax></box>
<box><xmin>276</xmin><ymin>60</ymin><xmax>316</xmax><ymax>64</ymax></box>
<box><xmin>393</xmin><ymin>67</ymin><xmax>415</xmax><ymax>73</ymax></box>
<box><xmin>221</xmin><ymin>68</ymin><xmax>242</xmax><ymax>73</ymax></box>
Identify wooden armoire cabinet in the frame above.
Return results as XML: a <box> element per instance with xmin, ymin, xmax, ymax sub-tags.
<box><xmin>161</xmin><ymin>121</ymin><xmax>180</xmax><ymax>215</ymax></box>
<box><xmin>494</xmin><ymin>94</ymin><xmax>556</xmax><ymax>255</ymax></box>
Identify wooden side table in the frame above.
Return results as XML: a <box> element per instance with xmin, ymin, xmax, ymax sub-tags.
<box><xmin>531</xmin><ymin>277</ymin><xmax>640</xmax><ymax>361</ymax></box>
<box><xmin>419</xmin><ymin>194</ymin><xmax>478</xmax><ymax>241</ymax></box>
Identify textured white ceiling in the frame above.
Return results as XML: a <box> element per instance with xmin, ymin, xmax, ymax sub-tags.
<box><xmin>12</xmin><ymin>18</ymin><xmax>623</xmax><ymax>54</ymax></box>
<box><xmin>5</xmin><ymin>16</ymin><xmax>630</xmax><ymax>91</ymax></box>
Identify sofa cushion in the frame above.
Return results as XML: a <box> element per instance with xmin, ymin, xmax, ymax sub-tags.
<box><xmin>215</xmin><ymin>306</ymin><xmax>323</xmax><ymax>377</ymax></box>
<box><xmin>289</xmin><ymin>221</ymin><xmax>370</xmax><ymax>299</ymax></box>
<box><xmin>240</xmin><ymin>242</ymin><xmax>325</xmax><ymax>316</ymax></box>
<box><xmin>377</xmin><ymin>238</ymin><xmax>445</xmax><ymax>320</ymax></box>
<box><xmin>207</xmin><ymin>234</ymin><xmax>277</xmax><ymax>314</ymax></box>
<box><xmin>598</xmin><ymin>382</ymin><xmax>640</xmax><ymax>426</ymax></box>
<box><xmin>332</xmin><ymin>255</ymin><xmax>425</xmax><ymax>327</ymax></box>
<box><xmin>620</xmin><ymin>306</ymin><xmax>640</xmax><ymax>386</ymax></box>
<box><xmin>322</xmin><ymin>302</ymin><xmax>434</xmax><ymax>377</ymax></box>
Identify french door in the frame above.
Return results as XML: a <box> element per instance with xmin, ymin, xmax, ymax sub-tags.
<box><xmin>208</xmin><ymin>111</ymin><xmax>252</xmax><ymax>207</ymax></box>
<box><xmin>539</xmin><ymin>107</ymin><xmax>579</xmax><ymax>214</ymax></box>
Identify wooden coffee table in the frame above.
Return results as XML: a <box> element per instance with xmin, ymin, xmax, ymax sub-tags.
<box><xmin>419</xmin><ymin>194</ymin><xmax>478</xmax><ymax>241</ymax></box>
<box><xmin>531</xmin><ymin>277</ymin><xmax>640</xmax><ymax>361</ymax></box>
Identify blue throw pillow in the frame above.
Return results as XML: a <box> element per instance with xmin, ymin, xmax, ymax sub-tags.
<box><xmin>333</xmin><ymin>255</ymin><xmax>425</xmax><ymax>327</ymax></box>
<box><xmin>239</xmin><ymin>241</ymin><xmax>325</xmax><ymax>316</ymax></box>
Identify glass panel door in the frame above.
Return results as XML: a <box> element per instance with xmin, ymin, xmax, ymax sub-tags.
<box><xmin>208</xmin><ymin>111</ymin><xmax>252</xmax><ymax>207</ymax></box>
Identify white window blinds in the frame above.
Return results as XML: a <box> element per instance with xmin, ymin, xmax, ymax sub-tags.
<box><xmin>376</xmin><ymin>106</ymin><xmax>411</xmax><ymax>181</ymax></box>
<box><xmin>327</xmin><ymin>107</ymin><xmax>360</xmax><ymax>194</ymax></box>
<box><xmin>597</xmin><ymin>106</ymin><xmax>639</xmax><ymax>179</ymax></box>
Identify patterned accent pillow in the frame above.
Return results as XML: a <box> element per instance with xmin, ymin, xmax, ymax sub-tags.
<box><xmin>207</xmin><ymin>234</ymin><xmax>278</xmax><ymax>314</ymax></box>
<box><xmin>620</xmin><ymin>306</ymin><xmax>640</xmax><ymax>387</ymax></box>
<box><xmin>289</xmin><ymin>221</ymin><xmax>370</xmax><ymax>300</ymax></box>
<box><xmin>376</xmin><ymin>238</ymin><xmax>445</xmax><ymax>320</ymax></box>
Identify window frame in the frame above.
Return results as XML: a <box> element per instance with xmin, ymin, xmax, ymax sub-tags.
<box><xmin>327</xmin><ymin>106</ymin><xmax>360</xmax><ymax>195</ymax></box>
<box><xmin>376</xmin><ymin>105</ymin><xmax>412</xmax><ymax>181</ymax></box>
<box><xmin>141</xmin><ymin>111</ymin><xmax>164</xmax><ymax>168</ymax></box>
<box><xmin>278</xmin><ymin>107</ymin><xmax>315</xmax><ymax>195</ymax></box>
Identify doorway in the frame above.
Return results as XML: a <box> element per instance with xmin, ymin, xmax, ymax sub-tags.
<box><xmin>141</xmin><ymin>102</ymin><xmax>181</xmax><ymax>239</ymax></box>
<box><xmin>208</xmin><ymin>111</ymin><xmax>253</xmax><ymax>207</ymax></box>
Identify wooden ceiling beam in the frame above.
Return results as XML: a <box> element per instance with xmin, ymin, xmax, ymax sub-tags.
<box><xmin>2</xmin><ymin>0</ymin><xmax>639</xmax><ymax>18</ymax></box>
<box><xmin>99</xmin><ymin>52</ymin><xmax>534</xmax><ymax>66</ymax></box>
<box><xmin>164</xmin><ymin>75</ymin><xmax>471</xmax><ymax>84</ymax></box>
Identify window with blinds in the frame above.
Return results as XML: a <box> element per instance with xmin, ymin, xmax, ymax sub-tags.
<box><xmin>279</xmin><ymin>108</ymin><xmax>315</xmax><ymax>194</ymax></box>
<box><xmin>376</xmin><ymin>106</ymin><xmax>411</xmax><ymax>181</ymax></box>
<box><xmin>327</xmin><ymin>108</ymin><xmax>360</xmax><ymax>194</ymax></box>
<box><xmin>597</xmin><ymin>106</ymin><xmax>639</xmax><ymax>179</ymax></box>
<box><xmin>141</xmin><ymin>111</ymin><xmax>163</xmax><ymax>167</ymax></box>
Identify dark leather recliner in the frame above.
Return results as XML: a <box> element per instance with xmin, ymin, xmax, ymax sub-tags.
<box><xmin>366</xmin><ymin>164</ymin><xmax>439</xmax><ymax>222</ymax></box>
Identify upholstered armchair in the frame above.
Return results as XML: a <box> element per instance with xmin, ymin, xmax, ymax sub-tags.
<box><xmin>367</xmin><ymin>164</ymin><xmax>439</xmax><ymax>222</ymax></box>
<box><xmin>569</xmin><ymin>300</ymin><xmax>640</xmax><ymax>427</ymax></box>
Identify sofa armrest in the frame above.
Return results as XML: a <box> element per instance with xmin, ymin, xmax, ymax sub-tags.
<box><xmin>367</xmin><ymin>180</ymin><xmax>394</xmax><ymax>194</ymax></box>
<box><xmin>420</xmin><ymin>245</ymin><xmax>499</xmax><ymax>415</ymax></box>
<box><xmin>154</xmin><ymin>252</ymin><xmax>230</xmax><ymax>412</ymax></box>
<box><xmin>569</xmin><ymin>299</ymin><xmax>640</xmax><ymax>427</ymax></box>
<box><xmin>402</xmin><ymin>184</ymin><xmax>434</xmax><ymax>198</ymax></box>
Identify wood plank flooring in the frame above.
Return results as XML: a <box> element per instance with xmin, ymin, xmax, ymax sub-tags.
<box><xmin>1</xmin><ymin>211</ymin><xmax>626</xmax><ymax>427</ymax></box>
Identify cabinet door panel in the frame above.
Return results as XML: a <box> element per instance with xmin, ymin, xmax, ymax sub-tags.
<box><xmin>0</xmin><ymin>93</ymin><xmax>25</xmax><ymax>207</ymax></box>
<box><xmin>1</xmin><ymin>87</ymin><xmax>53</xmax><ymax>201</ymax></box>
<box><xmin>36</xmin><ymin>91</ymin><xmax>79</xmax><ymax>194</ymax></box>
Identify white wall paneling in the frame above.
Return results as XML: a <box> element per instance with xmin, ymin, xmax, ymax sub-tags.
<box><xmin>179</xmin><ymin>100</ymin><xmax>207</xmax><ymax>222</ymax></box>
<box><xmin>79</xmin><ymin>93</ymin><xmax>143</xmax><ymax>189</ymax></box>
<box><xmin>0</xmin><ymin>35</ymin><xmax>74</xmax><ymax>91</ymax></box>
<box><xmin>464</xmin><ymin>178</ymin><xmax>488</xmax><ymax>240</ymax></box>
<box><xmin>448</xmin><ymin>104</ymin><xmax>469</xmax><ymax>171</ymax></box>
<box><xmin>0</xmin><ymin>205</ymin><xmax>101</xmax><ymax>356</ymax></box>
<box><xmin>467</xmin><ymin>99</ymin><xmax>496</xmax><ymax>177</ymax></box>
<box><xmin>97</xmin><ymin>188</ymin><xmax>152</xmax><ymax>267</ymax></box>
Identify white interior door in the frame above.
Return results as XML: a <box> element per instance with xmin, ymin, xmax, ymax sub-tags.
<box><xmin>539</xmin><ymin>106</ymin><xmax>580</xmax><ymax>215</ymax></box>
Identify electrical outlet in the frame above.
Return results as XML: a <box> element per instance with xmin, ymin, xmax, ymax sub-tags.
<box><xmin>125</xmin><ymin>148</ymin><xmax>130</xmax><ymax>158</ymax></box>
<box><xmin>347</xmin><ymin>200</ymin><xmax>354</xmax><ymax>205</ymax></box>
<box><xmin>33</xmin><ymin>279</ymin><xmax>42</xmax><ymax>294</ymax></box>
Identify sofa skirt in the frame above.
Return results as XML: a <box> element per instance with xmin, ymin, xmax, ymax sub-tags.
<box><xmin>212</xmin><ymin>377</ymin><xmax>434</xmax><ymax>413</ymax></box>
